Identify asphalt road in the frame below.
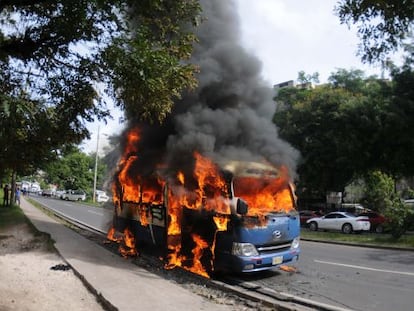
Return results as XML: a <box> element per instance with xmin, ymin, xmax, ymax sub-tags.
<box><xmin>31</xmin><ymin>196</ymin><xmax>414</xmax><ymax>311</ymax></box>
<box><xmin>31</xmin><ymin>195</ymin><xmax>113</xmax><ymax>232</ymax></box>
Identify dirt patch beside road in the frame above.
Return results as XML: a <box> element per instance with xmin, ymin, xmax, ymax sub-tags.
<box><xmin>0</xmin><ymin>222</ymin><xmax>104</xmax><ymax>311</ymax></box>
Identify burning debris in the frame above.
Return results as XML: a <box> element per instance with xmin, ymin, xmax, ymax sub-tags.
<box><xmin>107</xmin><ymin>0</ymin><xmax>300</xmax><ymax>277</ymax></box>
<box><xmin>279</xmin><ymin>265</ymin><xmax>298</xmax><ymax>273</ymax></box>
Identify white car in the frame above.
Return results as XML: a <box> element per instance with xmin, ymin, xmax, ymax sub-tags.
<box><xmin>62</xmin><ymin>190</ymin><xmax>86</xmax><ymax>201</ymax></box>
<box><xmin>306</xmin><ymin>211</ymin><xmax>370</xmax><ymax>234</ymax></box>
<box><xmin>95</xmin><ymin>190</ymin><xmax>110</xmax><ymax>203</ymax></box>
<box><xmin>404</xmin><ymin>199</ymin><xmax>414</xmax><ymax>208</ymax></box>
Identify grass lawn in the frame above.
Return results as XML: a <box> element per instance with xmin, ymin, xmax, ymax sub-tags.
<box><xmin>1</xmin><ymin>189</ymin><xmax>25</xmax><ymax>228</ymax></box>
<box><xmin>0</xmin><ymin>204</ymin><xmax>27</xmax><ymax>229</ymax></box>
<box><xmin>301</xmin><ymin>228</ymin><xmax>414</xmax><ymax>249</ymax></box>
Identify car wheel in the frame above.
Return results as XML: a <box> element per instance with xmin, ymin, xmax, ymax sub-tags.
<box><xmin>342</xmin><ymin>223</ymin><xmax>353</xmax><ymax>234</ymax></box>
<box><xmin>309</xmin><ymin>222</ymin><xmax>318</xmax><ymax>231</ymax></box>
<box><xmin>375</xmin><ymin>225</ymin><xmax>384</xmax><ymax>234</ymax></box>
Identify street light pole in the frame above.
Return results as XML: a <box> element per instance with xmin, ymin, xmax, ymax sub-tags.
<box><xmin>93</xmin><ymin>126</ymin><xmax>100</xmax><ymax>203</ymax></box>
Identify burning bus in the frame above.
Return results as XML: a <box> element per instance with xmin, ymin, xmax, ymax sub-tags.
<box><xmin>108</xmin><ymin>128</ymin><xmax>300</xmax><ymax>277</ymax></box>
<box><xmin>105</xmin><ymin>0</ymin><xmax>302</xmax><ymax>277</ymax></box>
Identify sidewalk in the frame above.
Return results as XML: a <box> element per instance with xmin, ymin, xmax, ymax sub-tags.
<box><xmin>19</xmin><ymin>198</ymin><xmax>233</xmax><ymax>311</ymax></box>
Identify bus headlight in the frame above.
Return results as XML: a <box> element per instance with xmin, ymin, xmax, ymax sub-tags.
<box><xmin>232</xmin><ymin>242</ymin><xmax>259</xmax><ymax>256</ymax></box>
<box><xmin>291</xmin><ymin>237</ymin><xmax>300</xmax><ymax>249</ymax></box>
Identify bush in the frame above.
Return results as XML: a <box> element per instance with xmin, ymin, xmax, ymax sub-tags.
<box><xmin>363</xmin><ymin>170</ymin><xmax>413</xmax><ymax>238</ymax></box>
<box><xmin>383</xmin><ymin>197</ymin><xmax>412</xmax><ymax>238</ymax></box>
<box><xmin>363</xmin><ymin>171</ymin><xmax>394</xmax><ymax>211</ymax></box>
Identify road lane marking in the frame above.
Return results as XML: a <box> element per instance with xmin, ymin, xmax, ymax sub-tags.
<box><xmin>87</xmin><ymin>210</ymin><xmax>102</xmax><ymax>215</ymax></box>
<box><xmin>314</xmin><ymin>260</ymin><xmax>414</xmax><ymax>277</ymax></box>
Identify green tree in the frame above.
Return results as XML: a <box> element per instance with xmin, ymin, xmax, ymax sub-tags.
<box><xmin>43</xmin><ymin>148</ymin><xmax>107</xmax><ymax>193</ymax></box>
<box><xmin>384</xmin><ymin>56</ymin><xmax>414</xmax><ymax>176</ymax></box>
<box><xmin>363</xmin><ymin>170</ymin><xmax>395</xmax><ymax>211</ymax></box>
<box><xmin>328</xmin><ymin>68</ymin><xmax>366</xmax><ymax>90</ymax></box>
<box><xmin>297</xmin><ymin>71</ymin><xmax>320</xmax><ymax>85</ymax></box>
<box><xmin>275</xmin><ymin>67</ymin><xmax>414</xmax><ymax>211</ymax></box>
<box><xmin>274</xmin><ymin>69</ymin><xmax>393</xmax><ymax>199</ymax></box>
<box><xmin>363</xmin><ymin>170</ymin><xmax>412</xmax><ymax>238</ymax></box>
<box><xmin>335</xmin><ymin>0</ymin><xmax>414</xmax><ymax>63</ymax></box>
<box><xmin>0</xmin><ymin>1</ymin><xmax>201</xmax><ymax>181</ymax></box>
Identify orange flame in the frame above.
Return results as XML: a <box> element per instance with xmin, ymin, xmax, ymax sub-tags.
<box><xmin>188</xmin><ymin>234</ymin><xmax>210</xmax><ymax>278</ymax></box>
<box><xmin>112</xmin><ymin>127</ymin><xmax>141</xmax><ymax>205</ymax></box>
<box><xmin>194</xmin><ymin>152</ymin><xmax>230</xmax><ymax>213</ymax></box>
<box><xmin>106</xmin><ymin>226</ymin><xmax>122</xmax><ymax>243</ymax></box>
<box><xmin>106</xmin><ymin>226</ymin><xmax>138</xmax><ymax>257</ymax></box>
<box><xmin>165</xmin><ymin>235</ymin><xmax>183</xmax><ymax>269</ymax></box>
<box><xmin>119</xmin><ymin>228</ymin><xmax>138</xmax><ymax>258</ymax></box>
<box><xmin>233</xmin><ymin>166</ymin><xmax>294</xmax><ymax>216</ymax></box>
<box><xmin>177</xmin><ymin>171</ymin><xmax>185</xmax><ymax>185</ymax></box>
<box><xmin>165</xmin><ymin>234</ymin><xmax>210</xmax><ymax>278</ymax></box>
<box><xmin>279</xmin><ymin>265</ymin><xmax>298</xmax><ymax>273</ymax></box>
<box><xmin>213</xmin><ymin>215</ymin><xmax>229</xmax><ymax>231</ymax></box>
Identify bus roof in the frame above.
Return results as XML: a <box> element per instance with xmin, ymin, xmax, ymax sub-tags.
<box><xmin>220</xmin><ymin>160</ymin><xmax>279</xmax><ymax>178</ymax></box>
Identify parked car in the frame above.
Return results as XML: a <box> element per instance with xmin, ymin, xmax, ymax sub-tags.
<box><xmin>404</xmin><ymin>199</ymin><xmax>414</xmax><ymax>208</ymax></box>
<box><xmin>55</xmin><ymin>190</ymin><xmax>66</xmax><ymax>199</ymax></box>
<box><xmin>61</xmin><ymin>190</ymin><xmax>86</xmax><ymax>201</ymax></box>
<box><xmin>299</xmin><ymin>210</ymin><xmax>323</xmax><ymax>226</ymax></box>
<box><xmin>358</xmin><ymin>211</ymin><xmax>387</xmax><ymax>233</ymax></box>
<box><xmin>95</xmin><ymin>190</ymin><xmax>110</xmax><ymax>203</ymax></box>
<box><xmin>307</xmin><ymin>211</ymin><xmax>371</xmax><ymax>234</ymax></box>
<box><xmin>41</xmin><ymin>189</ymin><xmax>53</xmax><ymax>197</ymax></box>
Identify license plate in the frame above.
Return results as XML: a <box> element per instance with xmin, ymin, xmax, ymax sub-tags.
<box><xmin>272</xmin><ymin>256</ymin><xmax>283</xmax><ymax>265</ymax></box>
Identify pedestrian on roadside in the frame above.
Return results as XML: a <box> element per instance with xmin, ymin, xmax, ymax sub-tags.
<box><xmin>3</xmin><ymin>184</ymin><xmax>10</xmax><ymax>207</ymax></box>
<box><xmin>15</xmin><ymin>187</ymin><xmax>21</xmax><ymax>206</ymax></box>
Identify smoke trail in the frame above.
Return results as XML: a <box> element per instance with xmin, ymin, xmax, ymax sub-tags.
<box><xmin>166</xmin><ymin>0</ymin><xmax>299</xmax><ymax>176</ymax></box>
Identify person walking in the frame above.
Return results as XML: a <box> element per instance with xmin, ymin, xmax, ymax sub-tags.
<box><xmin>3</xmin><ymin>184</ymin><xmax>10</xmax><ymax>207</ymax></box>
<box><xmin>15</xmin><ymin>187</ymin><xmax>21</xmax><ymax>206</ymax></box>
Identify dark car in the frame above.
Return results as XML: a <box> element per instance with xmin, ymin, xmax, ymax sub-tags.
<box><xmin>358</xmin><ymin>211</ymin><xmax>387</xmax><ymax>233</ymax></box>
<box><xmin>299</xmin><ymin>210</ymin><xmax>323</xmax><ymax>226</ymax></box>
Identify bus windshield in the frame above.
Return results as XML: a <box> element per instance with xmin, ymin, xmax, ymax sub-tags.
<box><xmin>233</xmin><ymin>176</ymin><xmax>295</xmax><ymax>215</ymax></box>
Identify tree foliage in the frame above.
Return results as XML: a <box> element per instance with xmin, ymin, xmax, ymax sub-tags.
<box><xmin>335</xmin><ymin>0</ymin><xmax>414</xmax><ymax>63</ymax></box>
<box><xmin>43</xmin><ymin>148</ymin><xmax>107</xmax><ymax>192</ymax></box>
<box><xmin>102</xmin><ymin>1</ymin><xmax>200</xmax><ymax>122</ymax></box>
<box><xmin>274</xmin><ymin>68</ymin><xmax>414</xmax><ymax>199</ymax></box>
<box><xmin>0</xmin><ymin>0</ymin><xmax>201</xmax><ymax>178</ymax></box>
<box><xmin>363</xmin><ymin>170</ymin><xmax>413</xmax><ymax>238</ymax></box>
<box><xmin>362</xmin><ymin>170</ymin><xmax>395</xmax><ymax>211</ymax></box>
<box><xmin>382</xmin><ymin>56</ymin><xmax>414</xmax><ymax>176</ymax></box>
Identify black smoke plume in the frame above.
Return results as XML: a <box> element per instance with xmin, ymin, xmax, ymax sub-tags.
<box><xmin>119</xmin><ymin>0</ymin><xmax>299</xmax><ymax>181</ymax></box>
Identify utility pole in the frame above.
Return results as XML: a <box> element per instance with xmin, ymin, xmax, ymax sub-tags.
<box><xmin>93</xmin><ymin>126</ymin><xmax>100</xmax><ymax>203</ymax></box>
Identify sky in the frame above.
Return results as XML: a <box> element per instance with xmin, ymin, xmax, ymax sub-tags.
<box><xmin>237</xmin><ymin>0</ymin><xmax>384</xmax><ymax>84</ymax></box>
<box><xmin>81</xmin><ymin>0</ymin><xmax>384</xmax><ymax>154</ymax></box>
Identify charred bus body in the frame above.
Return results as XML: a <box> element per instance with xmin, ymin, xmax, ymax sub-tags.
<box><xmin>111</xmin><ymin>160</ymin><xmax>300</xmax><ymax>275</ymax></box>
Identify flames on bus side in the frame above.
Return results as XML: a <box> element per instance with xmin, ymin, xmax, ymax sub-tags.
<box><xmin>107</xmin><ymin>126</ymin><xmax>296</xmax><ymax>277</ymax></box>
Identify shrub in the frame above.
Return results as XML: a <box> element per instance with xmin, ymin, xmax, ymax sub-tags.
<box><xmin>363</xmin><ymin>170</ymin><xmax>412</xmax><ymax>238</ymax></box>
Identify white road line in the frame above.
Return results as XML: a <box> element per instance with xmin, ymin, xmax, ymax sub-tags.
<box><xmin>87</xmin><ymin>210</ymin><xmax>102</xmax><ymax>215</ymax></box>
<box><xmin>314</xmin><ymin>260</ymin><xmax>414</xmax><ymax>277</ymax></box>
